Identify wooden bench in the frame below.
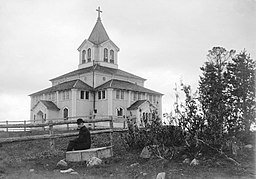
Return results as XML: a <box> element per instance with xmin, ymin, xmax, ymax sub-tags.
<box><xmin>66</xmin><ymin>146</ymin><xmax>113</xmax><ymax>162</ymax></box>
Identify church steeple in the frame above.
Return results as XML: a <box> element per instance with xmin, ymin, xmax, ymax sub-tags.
<box><xmin>88</xmin><ymin>7</ymin><xmax>110</xmax><ymax>45</ymax></box>
<box><xmin>78</xmin><ymin>7</ymin><xmax>119</xmax><ymax>70</ymax></box>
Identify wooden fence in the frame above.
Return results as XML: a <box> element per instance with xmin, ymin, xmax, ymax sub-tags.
<box><xmin>0</xmin><ymin>116</ymin><xmax>128</xmax><ymax>151</ymax></box>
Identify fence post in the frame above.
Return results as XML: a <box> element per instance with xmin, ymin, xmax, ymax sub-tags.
<box><xmin>24</xmin><ymin>120</ymin><xmax>26</xmax><ymax>132</ymax></box>
<box><xmin>109</xmin><ymin>116</ymin><xmax>113</xmax><ymax>150</ymax></box>
<box><xmin>123</xmin><ymin>120</ymin><xmax>126</xmax><ymax>129</ymax></box>
<box><xmin>49</xmin><ymin>120</ymin><xmax>55</xmax><ymax>152</ymax></box>
<box><xmin>6</xmin><ymin>121</ymin><xmax>8</xmax><ymax>132</ymax></box>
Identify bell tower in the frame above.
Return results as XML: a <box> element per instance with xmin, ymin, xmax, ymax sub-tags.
<box><xmin>77</xmin><ymin>7</ymin><xmax>120</xmax><ymax>69</ymax></box>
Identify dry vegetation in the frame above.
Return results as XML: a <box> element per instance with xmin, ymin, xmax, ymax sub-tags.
<box><xmin>0</xmin><ymin>130</ymin><xmax>255</xmax><ymax>179</ymax></box>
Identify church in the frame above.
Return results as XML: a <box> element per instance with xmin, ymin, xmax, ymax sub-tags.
<box><xmin>29</xmin><ymin>8</ymin><xmax>163</xmax><ymax>126</ymax></box>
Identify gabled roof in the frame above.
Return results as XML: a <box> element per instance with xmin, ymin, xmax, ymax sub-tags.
<box><xmin>31</xmin><ymin>100</ymin><xmax>60</xmax><ymax>111</ymax></box>
<box><xmin>127</xmin><ymin>100</ymin><xmax>148</xmax><ymax>110</ymax></box>
<box><xmin>40</xmin><ymin>100</ymin><xmax>60</xmax><ymax>111</ymax></box>
<box><xmin>50</xmin><ymin>65</ymin><xmax>146</xmax><ymax>81</ymax></box>
<box><xmin>88</xmin><ymin>18</ymin><xmax>110</xmax><ymax>45</ymax></box>
<box><xmin>29</xmin><ymin>79</ymin><xmax>93</xmax><ymax>96</ymax></box>
<box><xmin>96</xmin><ymin>79</ymin><xmax>163</xmax><ymax>95</ymax></box>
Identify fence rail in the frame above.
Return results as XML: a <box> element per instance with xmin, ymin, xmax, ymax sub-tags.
<box><xmin>0</xmin><ymin>116</ymin><xmax>129</xmax><ymax>151</ymax></box>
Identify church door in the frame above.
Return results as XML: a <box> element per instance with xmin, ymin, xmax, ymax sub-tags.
<box><xmin>37</xmin><ymin>111</ymin><xmax>44</xmax><ymax>123</ymax></box>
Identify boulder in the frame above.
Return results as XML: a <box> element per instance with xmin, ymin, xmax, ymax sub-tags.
<box><xmin>130</xmin><ymin>162</ymin><xmax>139</xmax><ymax>167</ymax></box>
<box><xmin>56</xmin><ymin>159</ymin><xmax>68</xmax><ymax>168</ymax></box>
<box><xmin>244</xmin><ymin>144</ymin><xmax>253</xmax><ymax>149</ymax></box>
<box><xmin>182</xmin><ymin>158</ymin><xmax>190</xmax><ymax>164</ymax></box>
<box><xmin>156</xmin><ymin>172</ymin><xmax>166</xmax><ymax>179</ymax></box>
<box><xmin>87</xmin><ymin>157</ymin><xmax>102</xmax><ymax>167</ymax></box>
<box><xmin>70</xmin><ymin>171</ymin><xmax>79</xmax><ymax>175</ymax></box>
<box><xmin>140</xmin><ymin>146</ymin><xmax>152</xmax><ymax>159</ymax></box>
<box><xmin>190</xmin><ymin>158</ymin><xmax>199</xmax><ymax>165</ymax></box>
<box><xmin>60</xmin><ymin>168</ymin><xmax>74</xmax><ymax>173</ymax></box>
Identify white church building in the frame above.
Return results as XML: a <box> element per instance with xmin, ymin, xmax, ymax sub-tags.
<box><xmin>29</xmin><ymin>8</ymin><xmax>163</xmax><ymax>126</ymax></box>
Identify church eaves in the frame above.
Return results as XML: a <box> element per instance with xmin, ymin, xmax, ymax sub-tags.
<box><xmin>29</xmin><ymin>80</ymin><xmax>93</xmax><ymax>96</ymax></box>
<box><xmin>50</xmin><ymin>65</ymin><xmax>146</xmax><ymax>82</ymax></box>
<box><xmin>96</xmin><ymin>79</ymin><xmax>163</xmax><ymax>95</ymax></box>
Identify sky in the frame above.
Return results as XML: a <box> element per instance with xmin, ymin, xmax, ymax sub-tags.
<box><xmin>0</xmin><ymin>0</ymin><xmax>255</xmax><ymax>121</ymax></box>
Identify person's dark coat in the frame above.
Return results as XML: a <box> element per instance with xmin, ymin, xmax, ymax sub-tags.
<box><xmin>67</xmin><ymin>126</ymin><xmax>91</xmax><ymax>151</ymax></box>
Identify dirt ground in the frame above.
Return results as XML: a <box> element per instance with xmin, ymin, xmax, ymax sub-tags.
<box><xmin>0</xmin><ymin>131</ymin><xmax>255</xmax><ymax>179</ymax></box>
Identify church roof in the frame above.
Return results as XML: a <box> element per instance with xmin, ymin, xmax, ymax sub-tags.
<box><xmin>88</xmin><ymin>18</ymin><xmax>110</xmax><ymax>45</ymax></box>
<box><xmin>96</xmin><ymin>79</ymin><xmax>163</xmax><ymax>95</ymax></box>
<box><xmin>127</xmin><ymin>100</ymin><xmax>148</xmax><ymax>110</ymax></box>
<box><xmin>29</xmin><ymin>79</ymin><xmax>93</xmax><ymax>96</ymax></box>
<box><xmin>50</xmin><ymin>65</ymin><xmax>146</xmax><ymax>81</ymax></box>
<box><xmin>40</xmin><ymin>100</ymin><xmax>60</xmax><ymax>111</ymax></box>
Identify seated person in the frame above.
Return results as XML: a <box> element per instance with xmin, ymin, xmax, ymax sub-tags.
<box><xmin>67</xmin><ymin>118</ymin><xmax>91</xmax><ymax>151</ymax></box>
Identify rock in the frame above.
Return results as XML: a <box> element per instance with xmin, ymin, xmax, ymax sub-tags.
<box><xmin>130</xmin><ymin>162</ymin><xmax>139</xmax><ymax>167</ymax></box>
<box><xmin>183</xmin><ymin>158</ymin><xmax>190</xmax><ymax>164</ymax></box>
<box><xmin>87</xmin><ymin>157</ymin><xmax>102</xmax><ymax>167</ymax></box>
<box><xmin>140</xmin><ymin>146</ymin><xmax>152</xmax><ymax>159</ymax></box>
<box><xmin>181</xmin><ymin>154</ymin><xmax>187</xmax><ymax>159</ymax></box>
<box><xmin>60</xmin><ymin>168</ymin><xmax>74</xmax><ymax>173</ymax></box>
<box><xmin>56</xmin><ymin>159</ymin><xmax>68</xmax><ymax>168</ymax></box>
<box><xmin>29</xmin><ymin>169</ymin><xmax>34</xmax><ymax>172</ymax></box>
<box><xmin>70</xmin><ymin>171</ymin><xmax>79</xmax><ymax>175</ymax></box>
<box><xmin>244</xmin><ymin>144</ymin><xmax>253</xmax><ymax>149</ymax></box>
<box><xmin>190</xmin><ymin>158</ymin><xmax>199</xmax><ymax>165</ymax></box>
<box><xmin>156</xmin><ymin>172</ymin><xmax>166</xmax><ymax>179</ymax></box>
<box><xmin>142</xmin><ymin>172</ymin><xmax>147</xmax><ymax>176</ymax></box>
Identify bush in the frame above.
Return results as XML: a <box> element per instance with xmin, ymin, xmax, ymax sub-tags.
<box><xmin>123</xmin><ymin>115</ymin><xmax>185</xmax><ymax>159</ymax></box>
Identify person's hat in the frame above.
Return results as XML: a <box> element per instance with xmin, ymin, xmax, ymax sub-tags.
<box><xmin>76</xmin><ymin>118</ymin><xmax>84</xmax><ymax>124</ymax></box>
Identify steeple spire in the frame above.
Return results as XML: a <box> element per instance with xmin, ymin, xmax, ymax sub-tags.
<box><xmin>96</xmin><ymin>7</ymin><xmax>102</xmax><ymax>20</ymax></box>
<box><xmin>88</xmin><ymin>7</ymin><xmax>109</xmax><ymax>45</ymax></box>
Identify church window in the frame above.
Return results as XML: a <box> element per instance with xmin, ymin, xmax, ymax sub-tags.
<box><xmin>121</xmin><ymin>90</ymin><xmax>124</xmax><ymax>99</ymax></box>
<box><xmin>82</xmin><ymin>50</ymin><xmax>86</xmax><ymax>63</ymax></box>
<box><xmin>104</xmin><ymin>48</ymin><xmax>108</xmax><ymax>62</ymax></box>
<box><xmin>138</xmin><ymin>93</ymin><xmax>141</xmax><ymax>100</ymax></box>
<box><xmin>149</xmin><ymin>94</ymin><xmax>152</xmax><ymax>102</ymax></box>
<box><xmin>65</xmin><ymin>91</ymin><xmax>69</xmax><ymax>100</ymax></box>
<box><xmin>81</xmin><ymin>91</ymin><xmax>89</xmax><ymax>100</ymax></box>
<box><xmin>116</xmin><ymin>107</ymin><xmax>123</xmax><ymax>117</ymax></box>
<box><xmin>87</xmin><ymin>48</ymin><xmax>91</xmax><ymax>62</ymax></box>
<box><xmin>62</xmin><ymin>91</ymin><xmax>65</xmax><ymax>100</ymax></box>
<box><xmin>102</xmin><ymin>90</ymin><xmax>106</xmax><ymax>99</ymax></box>
<box><xmin>52</xmin><ymin>93</ymin><xmax>56</xmax><ymax>101</ymax></box>
<box><xmin>133</xmin><ymin>92</ymin><xmax>137</xmax><ymax>101</ymax></box>
<box><xmin>116</xmin><ymin>90</ymin><xmax>120</xmax><ymax>99</ymax></box>
<box><xmin>103</xmin><ymin>77</ymin><xmax>106</xmax><ymax>81</ymax></box>
<box><xmin>98</xmin><ymin>90</ymin><xmax>105</xmax><ymax>100</ymax></box>
<box><xmin>153</xmin><ymin>95</ymin><xmax>156</xmax><ymax>103</ymax></box>
<box><xmin>63</xmin><ymin>108</ymin><xmax>68</xmax><ymax>119</ymax></box>
<box><xmin>98</xmin><ymin>91</ymin><xmax>102</xmax><ymax>99</ymax></box>
<box><xmin>85</xmin><ymin>91</ymin><xmax>89</xmax><ymax>100</ymax></box>
<box><xmin>81</xmin><ymin>91</ymin><xmax>85</xmax><ymax>99</ymax></box>
<box><xmin>110</xmin><ymin>50</ymin><xmax>114</xmax><ymax>63</ymax></box>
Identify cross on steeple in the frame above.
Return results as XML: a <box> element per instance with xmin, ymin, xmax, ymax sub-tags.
<box><xmin>96</xmin><ymin>7</ymin><xmax>102</xmax><ymax>20</ymax></box>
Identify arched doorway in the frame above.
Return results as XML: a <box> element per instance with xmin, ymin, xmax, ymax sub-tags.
<box><xmin>63</xmin><ymin>108</ymin><xmax>69</xmax><ymax>120</ymax></box>
<box><xmin>37</xmin><ymin>111</ymin><xmax>45</xmax><ymax>123</ymax></box>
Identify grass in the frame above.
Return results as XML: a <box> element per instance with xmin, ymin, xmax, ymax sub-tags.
<box><xmin>0</xmin><ymin>130</ymin><xmax>255</xmax><ymax>179</ymax></box>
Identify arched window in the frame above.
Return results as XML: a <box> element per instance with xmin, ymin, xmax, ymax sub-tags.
<box><xmin>110</xmin><ymin>50</ymin><xmax>114</xmax><ymax>63</ymax></box>
<box><xmin>104</xmin><ymin>48</ymin><xmax>108</xmax><ymax>62</ymax></box>
<box><xmin>87</xmin><ymin>48</ymin><xmax>91</xmax><ymax>62</ymax></box>
<box><xmin>63</xmin><ymin>108</ymin><xmax>69</xmax><ymax>120</ymax></box>
<box><xmin>116</xmin><ymin>107</ymin><xmax>123</xmax><ymax>117</ymax></box>
<box><xmin>82</xmin><ymin>50</ymin><xmax>86</xmax><ymax>63</ymax></box>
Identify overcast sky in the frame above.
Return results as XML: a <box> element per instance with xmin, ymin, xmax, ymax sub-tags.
<box><xmin>0</xmin><ymin>0</ymin><xmax>255</xmax><ymax>121</ymax></box>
